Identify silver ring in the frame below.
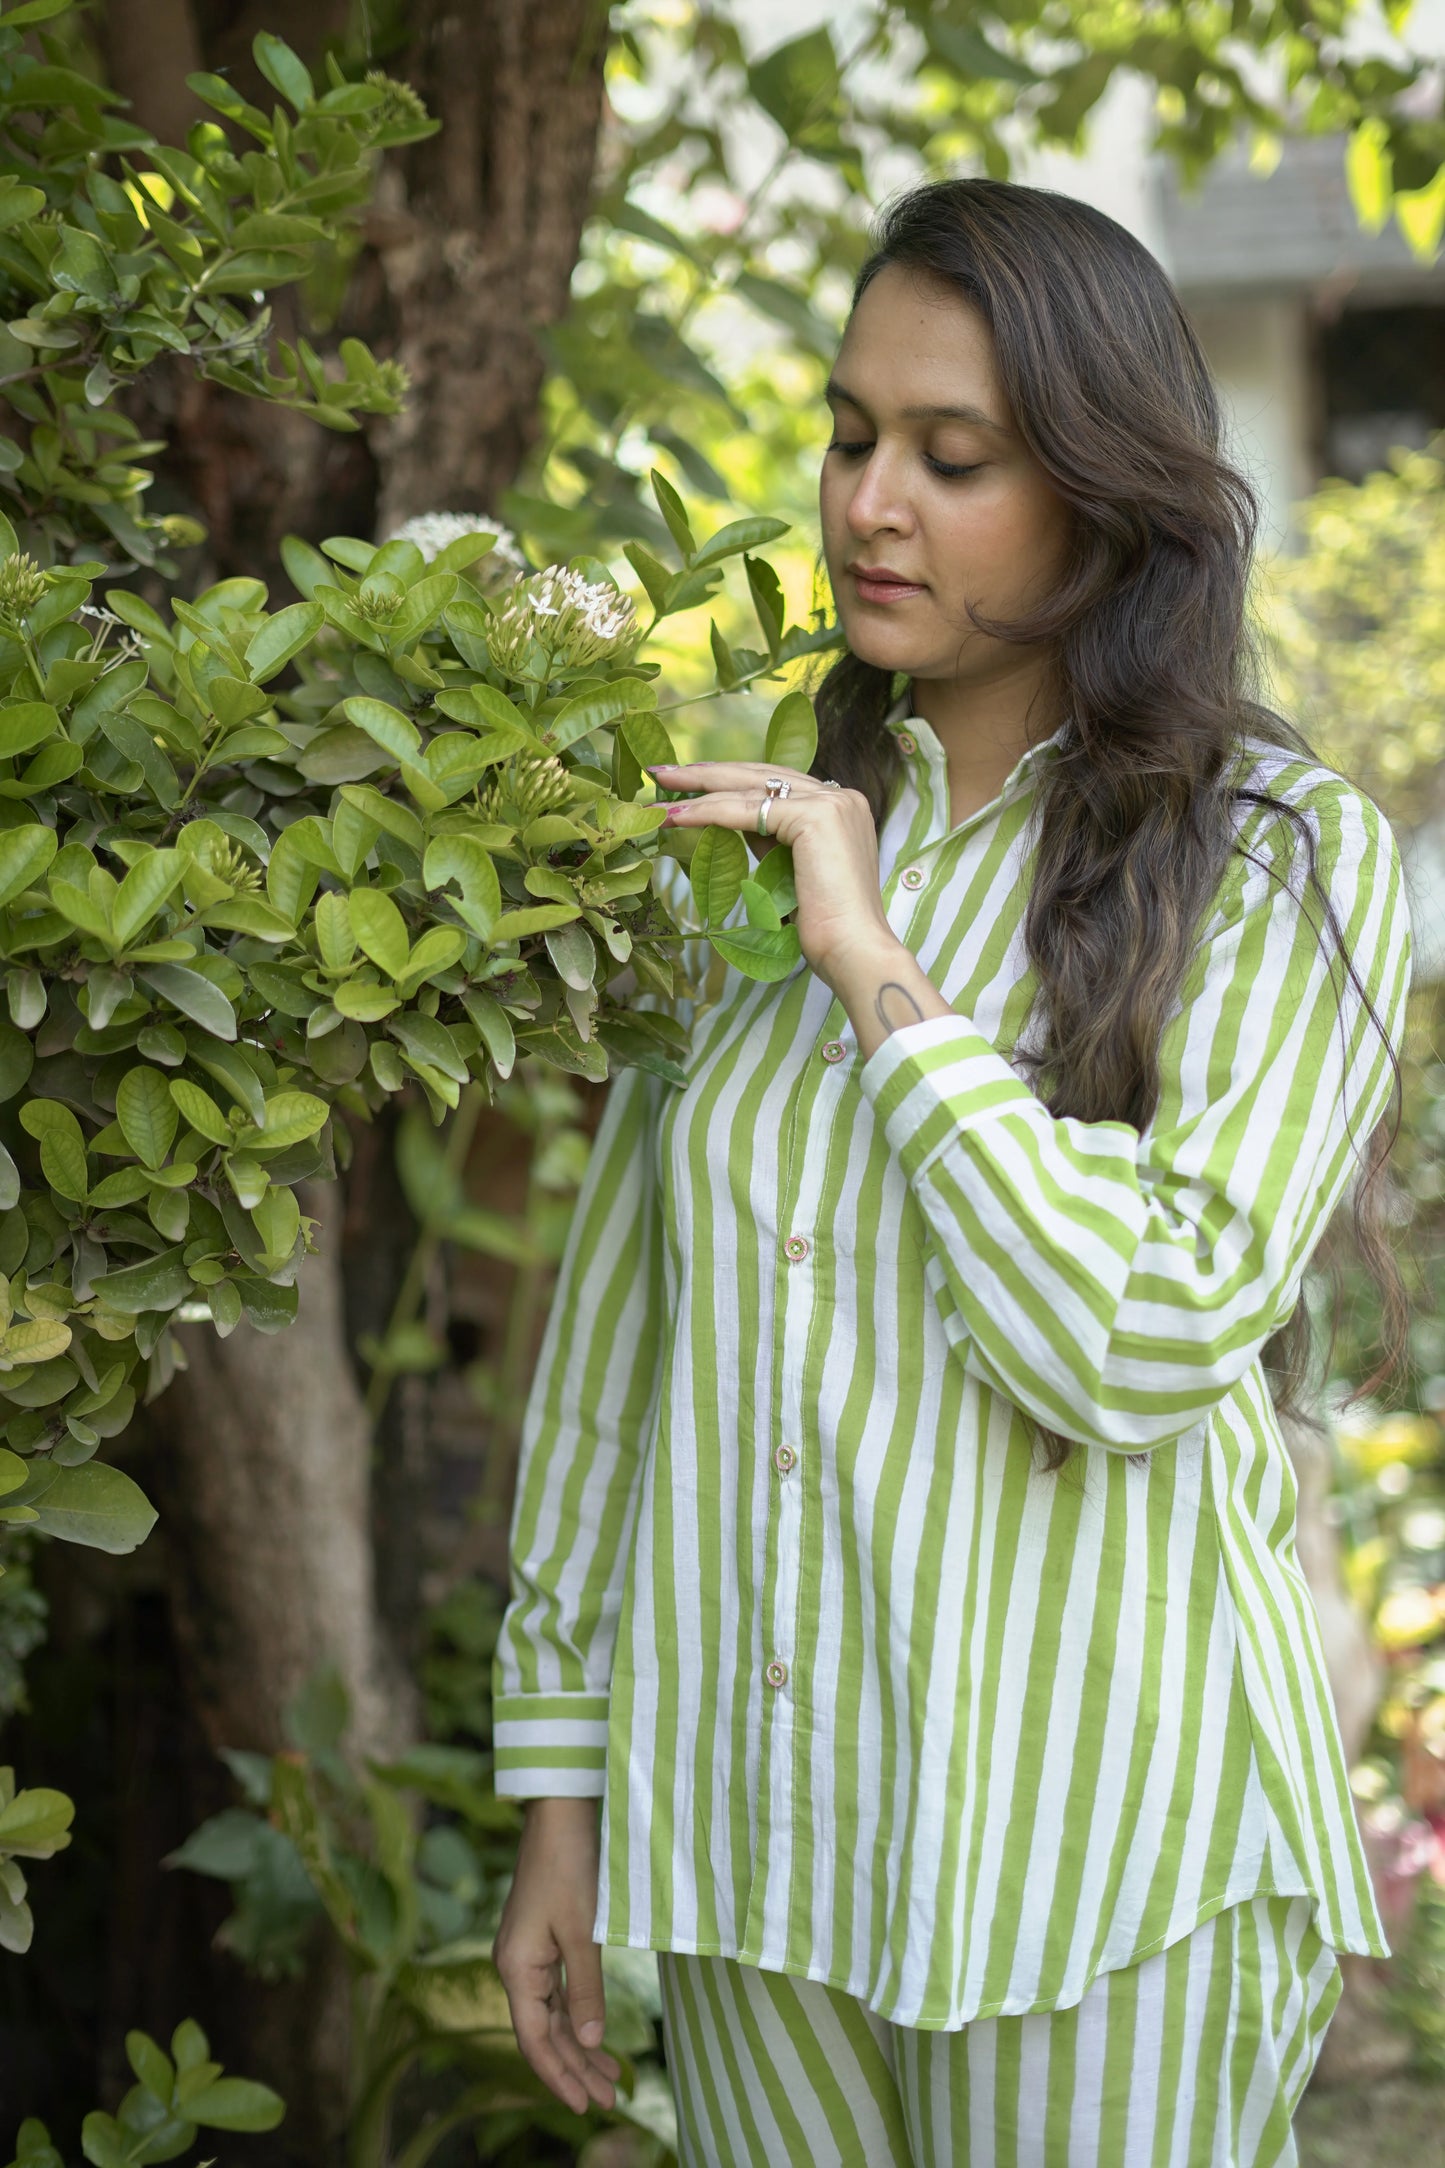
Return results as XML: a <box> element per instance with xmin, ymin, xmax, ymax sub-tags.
<box><xmin>757</xmin><ymin>794</ymin><xmax>771</xmax><ymax>837</ymax></box>
<box><xmin>764</xmin><ymin>775</ymin><xmax>791</xmax><ymax>798</ymax></box>
<box><xmin>823</xmin><ymin>779</ymin><xmax>841</xmax><ymax>789</ymax></box>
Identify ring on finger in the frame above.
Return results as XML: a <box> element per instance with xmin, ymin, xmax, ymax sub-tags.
<box><xmin>757</xmin><ymin>793</ymin><xmax>772</xmax><ymax>837</ymax></box>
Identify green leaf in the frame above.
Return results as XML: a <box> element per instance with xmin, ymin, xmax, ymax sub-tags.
<box><xmin>90</xmin><ymin>1247</ymin><xmax>192</xmax><ymax>1315</ymax></box>
<box><xmin>183</xmin><ymin>2075</ymin><xmax>285</xmax><ymax>2133</ymax></box>
<box><xmin>80</xmin><ymin>2115</ymin><xmax>130</xmax><ymax>2168</ymax></box>
<box><xmin>690</xmin><ymin>827</ymin><xmax>748</xmax><ymax>927</ymax></box>
<box><xmin>745</xmin><ymin>555</ymin><xmax>785</xmax><ymax>655</ymax></box>
<box><xmin>19</xmin><ymin>1099</ymin><xmax>88</xmax><ymax>1204</ymax></box>
<box><xmin>116</xmin><ymin>1066</ymin><xmax>179</xmax><ymax>1170</ymax></box>
<box><xmin>752</xmin><ymin>840</ymin><xmax>798</xmax><ymax>916</ymax></box>
<box><xmin>341</xmin><ymin>696</ymin><xmax>422</xmax><ymax>765</ymax></box>
<box><xmin>388</xmin><ymin>1013</ymin><xmax>469</xmax><ymax>1084</ymax></box>
<box><xmin>0</xmin><ymin>1786</ymin><xmax>73</xmax><ymax>1853</ymax></box>
<box><xmin>764</xmin><ymin>688</ymin><xmax>818</xmax><ymax>772</ymax></box>
<box><xmin>349</xmin><ymin>888</ymin><xmax>409</xmax><ymax>979</ymax></box>
<box><xmin>747</xmin><ymin>24</ymin><xmax>840</xmax><ymax>139</ymax></box>
<box><xmin>545</xmin><ymin>921</ymin><xmax>596</xmax><ymax>991</ymax></box>
<box><xmin>113</xmin><ymin>849</ymin><xmax>186</xmax><ymax>949</ymax></box>
<box><xmin>49</xmin><ymin>879</ymin><xmax>111</xmax><ymax>943</ymax></box>
<box><xmin>0</xmin><ymin>1140</ymin><xmax>17</xmax><ymax>1214</ymax></box>
<box><xmin>251</xmin><ymin>1184</ymin><xmax>300</xmax><ymax>1268</ymax></box>
<box><xmin>139</xmin><ymin>964</ymin><xmax>238</xmax><ymax>1041</ymax></box>
<box><xmin>29</xmin><ymin>1462</ymin><xmax>158</xmax><ymax>1554</ymax></box>
<box><xmin>422</xmin><ymin>835</ymin><xmax>500</xmax><ymax>939</ymax></box>
<box><xmin>254</xmin><ymin>30</ymin><xmax>314</xmax><ymax>109</ymax></box>
<box><xmin>920</xmin><ymin>15</ymin><xmax>1038</xmax><ymax>85</ymax></box>
<box><xmin>710</xmin><ymin>923</ymin><xmax>804</xmax><ymax>981</ymax></box>
<box><xmin>332</xmin><ymin>981</ymin><xmax>398</xmax><ymax>1022</ymax></box>
<box><xmin>125</xmin><ymin>2029</ymin><xmax>175</xmax><ymax>2106</ymax></box>
<box><xmin>170</xmin><ymin>2022</ymin><xmax>212</xmax><ymax>2078</ymax></box>
<box><xmin>97</xmin><ymin>710</ymin><xmax>179</xmax><ymax>808</ymax></box>
<box><xmin>168</xmin><ymin>1080</ymin><xmax>233</xmax><ymax>1148</ymax></box>
<box><xmin>620</xmin><ymin>710</ymin><xmax>677</xmax><ymax>768</ymax></box>
<box><xmin>396</xmin><ymin>925</ymin><xmax>467</xmax><ymax>996</ymax></box>
<box><xmin>255</xmin><ymin>1090</ymin><xmax>329</xmax><ymax>1150</ymax></box>
<box><xmin>649</xmin><ymin>467</ymin><xmax>696</xmax><ymax>560</ymax></box>
<box><xmin>490</xmin><ymin>903</ymin><xmax>580</xmax><ymax>940</ymax></box>
<box><xmin>545</xmin><ymin>676</ymin><xmax>658</xmax><ymax>753</ymax></box>
<box><xmin>691</xmin><ymin>513</ymin><xmax>793</xmax><ymax>569</ymax></box>
<box><xmin>740</xmin><ymin>877</ymin><xmax>783</xmax><ymax>932</ymax></box>
<box><xmin>0</xmin><ymin>824</ymin><xmax>57</xmax><ymax>909</ymax></box>
<box><xmin>0</xmin><ymin>703</ymin><xmax>60</xmax><ymax>759</ymax></box>
<box><xmin>460</xmin><ymin>988</ymin><xmax>515</xmax><ymax>1079</ymax></box>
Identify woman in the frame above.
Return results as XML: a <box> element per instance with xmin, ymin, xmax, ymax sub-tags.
<box><xmin>491</xmin><ymin>177</ymin><xmax>1412</xmax><ymax>2167</ymax></box>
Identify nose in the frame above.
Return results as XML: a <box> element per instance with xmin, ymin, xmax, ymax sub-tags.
<box><xmin>844</xmin><ymin>442</ymin><xmax>915</xmax><ymax>541</ymax></box>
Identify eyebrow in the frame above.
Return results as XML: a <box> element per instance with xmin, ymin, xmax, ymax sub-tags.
<box><xmin>824</xmin><ymin>376</ymin><xmax>1008</xmax><ymax>435</ymax></box>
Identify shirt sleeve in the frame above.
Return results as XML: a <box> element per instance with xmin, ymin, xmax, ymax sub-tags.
<box><xmin>856</xmin><ymin>776</ymin><xmax>1414</xmax><ymax>1454</ymax></box>
<box><xmin>491</xmin><ymin>1055</ymin><xmax>669</xmax><ymax>1796</ymax></box>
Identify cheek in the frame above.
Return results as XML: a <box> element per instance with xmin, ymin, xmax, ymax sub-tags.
<box><xmin>932</xmin><ymin>479</ymin><xmax>1069</xmax><ymax>608</ymax></box>
<box><xmin>818</xmin><ymin>462</ymin><xmax>849</xmax><ymax>566</ymax></box>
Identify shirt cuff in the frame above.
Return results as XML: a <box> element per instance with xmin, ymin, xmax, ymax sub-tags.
<box><xmin>491</xmin><ymin>1690</ymin><xmax>609</xmax><ymax>1799</ymax></box>
<box><xmin>857</xmin><ymin>1013</ymin><xmax>1038</xmax><ymax>1182</ymax></box>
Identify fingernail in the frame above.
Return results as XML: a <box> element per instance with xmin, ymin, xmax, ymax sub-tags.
<box><xmin>661</xmin><ymin>807</ymin><xmax>677</xmax><ymax>825</ymax></box>
<box><xmin>579</xmin><ymin>2019</ymin><xmax>604</xmax><ymax>2046</ymax></box>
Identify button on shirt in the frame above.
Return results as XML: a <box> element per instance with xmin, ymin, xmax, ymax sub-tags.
<box><xmin>493</xmin><ymin>704</ymin><xmax>1409</xmax><ymax>2027</ymax></box>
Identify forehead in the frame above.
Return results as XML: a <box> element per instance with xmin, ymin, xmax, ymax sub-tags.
<box><xmin>833</xmin><ymin>262</ymin><xmax>1002</xmax><ymax>416</ymax></box>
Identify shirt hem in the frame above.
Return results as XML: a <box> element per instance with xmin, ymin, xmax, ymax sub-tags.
<box><xmin>594</xmin><ymin>1877</ymin><xmax>1389</xmax><ymax>2029</ymax></box>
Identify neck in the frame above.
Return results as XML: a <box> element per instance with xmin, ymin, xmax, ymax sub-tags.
<box><xmin>908</xmin><ymin>650</ymin><xmax>1062</xmax><ymax>824</ymax></box>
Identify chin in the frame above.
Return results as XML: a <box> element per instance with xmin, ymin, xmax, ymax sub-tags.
<box><xmin>840</xmin><ymin>621</ymin><xmax>931</xmax><ymax>677</ymax></box>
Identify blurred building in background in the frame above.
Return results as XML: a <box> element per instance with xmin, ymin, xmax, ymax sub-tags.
<box><xmin>1022</xmin><ymin>61</ymin><xmax>1445</xmax><ymax>551</ymax></box>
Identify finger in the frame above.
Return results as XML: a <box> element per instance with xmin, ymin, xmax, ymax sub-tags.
<box><xmin>559</xmin><ymin>1923</ymin><xmax>607</xmax><ymax>2050</ymax></box>
<box><xmin>552</xmin><ymin>2010</ymin><xmax>621</xmax><ymax>2107</ymax></box>
<box><xmin>661</xmin><ymin>789</ymin><xmax>819</xmax><ymax>832</ymax></box>
<box><xmin>548</xmin><ymin>2006</ymin><xmax>619</xmax><ymax>2110</ymax></box>
<box><xmin>648</xmin><ymin>760</ymin><xmax>828</xmax><ymax>795</ymax></box>
<box><xmin>501</xmin><ymin>1960</ymin><xmax>592</xmax><ymax>2116</ymax></box>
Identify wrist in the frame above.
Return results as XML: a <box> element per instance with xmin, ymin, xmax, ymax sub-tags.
<box><xmin>817</xmin><ymin>927</ymin><xmax>908</xmax><ymax>1001</ymax></box>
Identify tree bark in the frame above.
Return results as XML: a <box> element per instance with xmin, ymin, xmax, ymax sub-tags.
<box><xmin>148</xmin><ymin>1178</ymin><xmax>414</xmax><ymax>1763</ymax></box>
<box><xmin>367</xmin><ymin>0</ymin><xmax>611</xmax><ymax>530</ymax></box>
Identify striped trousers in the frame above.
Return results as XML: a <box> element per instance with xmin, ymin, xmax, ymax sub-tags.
<box><xmin>657</xmin><ymin>1894</ymin><xmax>1342</xmax><ymax>2167</ymax></box>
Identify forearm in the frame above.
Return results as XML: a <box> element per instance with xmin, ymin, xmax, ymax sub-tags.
<box><xmin>826</xmin><ymin>932</ymin><xmax>956</xmax><ymax>1061</ymax></box>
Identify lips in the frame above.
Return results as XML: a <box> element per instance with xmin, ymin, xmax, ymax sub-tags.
<box><xmin>848</xmin><ymin>564</ymin><xmax>926</xmax><ymax>603</ymax></box>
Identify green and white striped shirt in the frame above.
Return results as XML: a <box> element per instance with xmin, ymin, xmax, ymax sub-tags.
<box><xmin>493</xmin><ymin>702</ymin><xmax>1408</xmax><ymax>2026</ymax></box>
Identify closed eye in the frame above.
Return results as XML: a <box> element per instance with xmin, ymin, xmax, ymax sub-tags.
<box><xmin>825</xmin><ymin>440</ymin><xmax>982</xmax><ymax>481</ymax></box>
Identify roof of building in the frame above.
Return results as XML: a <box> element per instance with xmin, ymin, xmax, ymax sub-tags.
<box><xmin>1157</xmin><ymin>134</ymin><xmax>1445</xmax><ymax>298</ymax></box>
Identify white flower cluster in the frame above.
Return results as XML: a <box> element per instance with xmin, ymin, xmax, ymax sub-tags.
<box><xmin>387</xmin><ymin>509</ymin><xmax>528</xmax><ymax>589</ymax></box>
<box><xmin>487</xmin><ymin>564</ymin><xmax>639</xmax><ymax>677</ymax></box>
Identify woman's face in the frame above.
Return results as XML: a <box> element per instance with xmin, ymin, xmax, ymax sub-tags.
<box><xmin>819</xmin><ymin>262</ymin><xmax>1073</xmax><ymax>692</ymax></box>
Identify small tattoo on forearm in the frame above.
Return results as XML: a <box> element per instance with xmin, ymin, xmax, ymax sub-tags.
<box><xmin>874</xmin><ymin>981</ymin><xmax>926</xmax><ymax>1034</ymax></box>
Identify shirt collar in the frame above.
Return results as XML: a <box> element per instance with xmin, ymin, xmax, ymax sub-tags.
<box><xmin>883</xmin><ymin>691</ymin><xmax>1068</xmax><ymax>830</ymax></box>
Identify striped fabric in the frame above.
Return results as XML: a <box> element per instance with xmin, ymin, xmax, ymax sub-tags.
<box><xmin>493</xmin><ymin>702</ymin><xmax>1410</xmax><ymax>2029</ymax></box>
<box><xmin>658</xmin><ymin>1892</ymin><xmax>1342</xmax><ymax>2167</ymax></box>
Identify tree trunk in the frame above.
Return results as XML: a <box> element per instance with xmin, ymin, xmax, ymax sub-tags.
<box><xmin>148</xmin><ymin>1178</ymin><xmax>414</xmax><ymax>1763</ymax></box>
<box><xmin>85</xmin><ymin>3</ymin><xmax>613</xmax><ymax>2141</ymax></box>
<box><xmin>368</xmin><ymin>0</ymin><xmax>611</xmax><ymax>531</ymax></box>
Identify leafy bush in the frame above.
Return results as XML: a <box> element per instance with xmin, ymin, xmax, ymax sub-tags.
<box><xmin>0</xmin><ymin>492</ymin><xmax>830</xmax><ymax>1554</ymax></box>
<box><xmin>1261</xmin><ymin>438</ymin><xmax>1445</xmax><ymax>827</ymax></box>
<box><xmin>168</xmin><ymin>1669</ymin><xmax>676</xmax><ymax>2167</ymax></box>
<box><xmin>0</xmin><ymin>7</ymin><xmax>837</xmax><ymax>1561</ymax></box>
<box><xmin>5</xmin><ymin>2019</ymin><xmax>282</xmax><ymax>2167</ymax></box>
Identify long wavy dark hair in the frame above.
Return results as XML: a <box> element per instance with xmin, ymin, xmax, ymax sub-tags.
<box><xmin>812</xmin><ymin>176</ymin><xmax>1408</xmax><ymax>1477</ymax></box>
